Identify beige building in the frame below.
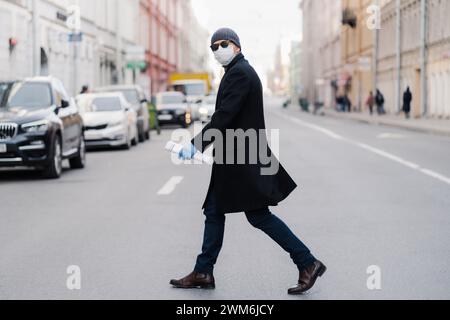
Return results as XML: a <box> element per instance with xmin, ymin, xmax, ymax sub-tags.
<box><xmin>340</xmin><ymin>0</ymin><xmax>374</xmax><ymax>111</ymax></box>
<box><xmin>378</xmin><ymin>0</ymin><xmax>450</xmax><ymax>118</ymax></box>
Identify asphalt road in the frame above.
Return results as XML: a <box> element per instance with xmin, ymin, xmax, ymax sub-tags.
<box><xmin>1</xmin><ymin>97</ymin><xmax>449</xmax><ymax>300</ymax></box>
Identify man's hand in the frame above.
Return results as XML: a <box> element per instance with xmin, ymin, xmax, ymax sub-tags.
<box><xmin>178</xmin><ymin>144</ymin><xmax>198</xmax><ymax>160</ymax></box>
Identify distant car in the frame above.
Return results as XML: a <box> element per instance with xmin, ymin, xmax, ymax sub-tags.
<box><xmin>76</xmin><ymin>93</ymin><xmax>138</xmax><ymax>150</ymax></box>
<box><xmin>156</xmin><ymin>92</ymin><xmax>192</xmax><ymax>128</ymax></box>
<box><xmin>199</xmin><ymin>94</ymin><xmax>217</xmax><ymax>123</ymax></box>
<box><xmin>0</xmin><ymin>77</ymin><xmax>86</xmax><ymax>179</ymax></box>
<box><xmin>170</xmin><ymin>79</ymin><xmax>208</xmax><ymax>121</ymax></box>
<box><xmin>94</xmin><ymin>85</ymin><xmax>150</xmax><ymax>142</ymax></box>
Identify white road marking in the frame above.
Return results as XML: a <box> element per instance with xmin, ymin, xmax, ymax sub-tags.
<box><xmin>273</xmin><ymin>110</ymin><xmax>450</xmax><ymax>186</ymax></box>
<box><xmin>377</xmin><ymin>133</ymin><xmax>406</xmax><ymax>139</ymax></box>
<box><xmin>280</xmin><ymin>114</ymin><xmax>345</xmax><ymax>140</ymax></box>
<box><xmin>157</xmin><ymin>176</ymin><xmax>184</xmax><ymax>195</ymax></box>
<box><xmin>353</xmin><ymin>142</ymin><xmax>421</xmax><ymax>170</ymax></box>
<box><xmin>420</xmin><ymin>169</ymin><xmax>450</xmax><ymax>185</ymax></box>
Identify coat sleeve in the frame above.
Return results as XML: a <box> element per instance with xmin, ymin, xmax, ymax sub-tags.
<box><xmin>192</xmin><ymin>68</ymin><xmax>251</xmax><ymax>152</ymax></box>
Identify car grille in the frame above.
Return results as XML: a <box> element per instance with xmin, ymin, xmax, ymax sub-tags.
<box><xmin>85</xmin><ymin>124</ymin><xmax>108</xmax><ymax>131</ymax></box>
<box><xmin>0</xmin><ymin>123</ymin><xmax>18</xmax><ymax>141</ymax></box>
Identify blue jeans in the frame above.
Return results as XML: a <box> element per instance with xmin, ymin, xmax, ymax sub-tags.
<box><xmin>194</xmin><ymin>192</ymin><xmax>316</xmax><ymax>275</ymax></box>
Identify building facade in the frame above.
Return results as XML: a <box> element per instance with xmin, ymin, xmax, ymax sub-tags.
<box><xmin>0</xmin><ymin>0</ymin><xmax>209</xmax><ymax>97</ymax></box>
<box><xmin>289</xmin><ymin>41</ymin><xmax>303</xmax><ymax>103</ymax></box>
<box><xmin>340</xmin><ymin>0</ymin><xmax>374</xmax><ymax>111</ymax></box>
<box><xmin>0</xmin><ymin>0</ymin><xmax>141</xmax><ymax>95</ymax></box>
<box><xmin>300</xmin><ymin>0</ymin><xmax>450</xmax><ymax>118</ymax></box>
<box><xmin>378</xmin><ymin>0</ymin><xmax>450</xmax><ymax>118</ymax></box>
<box><xmin>139</xmin><ymin>0</ymin><xmax>178</xmax><ymax>95</ymax></box>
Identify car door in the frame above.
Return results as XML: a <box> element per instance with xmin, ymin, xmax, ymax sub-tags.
<box><xmin>121</xmin><ymin>96</ymin><xmax>136</xmax><ymax>136</ymax></box>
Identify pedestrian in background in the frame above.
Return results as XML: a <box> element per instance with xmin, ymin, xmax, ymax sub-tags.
<box><xmin>403</xmin><ymin>87</ymin><xmax>412</xmax><ymax>119</ymax></box>
<box><xmin>344</xmin><ymin>94</ymin><xmax>352</xmax><ymax>113</ymax></box>
<box><xmin>80</xmin><ymin>85</ymin><xmax>90</xmax><ymax>94</ymax></box>
<box><xmin>335</xmin><ymin>95</ymin><xmax>344</xmax><ymax>112</ymax></box>
<box><xmin>375</xmin><ymin>89</ymin><xmax>386</xmax><ymax>115</ymax></box>
<box><xmin>170</xmin><ymin>28</ymin><xmax>326</xmax><ymax>295</ymax></box>
<box><xmin>366</xmin><ymin>91</ymin><xmax>375</xmax><ymax>115</ymax></box>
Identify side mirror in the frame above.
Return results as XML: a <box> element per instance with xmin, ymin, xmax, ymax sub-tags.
<box><xmin>196</xmin><ymin>99</ymin><xmax>202</xmax><ymax>104</ymax></box>
<box><xmin>140</xmin><ymin>98</ymin><xmax>148</xmax><ymax>104</ymax></box>
<box><xmin>61</xmin><ymin>100</ymin><xmax>70</xmax><ymax>108</ymax></box>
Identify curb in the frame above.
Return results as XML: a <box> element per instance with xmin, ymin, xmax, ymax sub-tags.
<box><xmin>322</xmin><ymin>110</ymin><xmax>450</xmax><ymax>137</ymax></box>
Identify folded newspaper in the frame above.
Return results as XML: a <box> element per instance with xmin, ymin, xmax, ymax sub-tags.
<box><xmin>165</xmin><ymin>141</ymin><xmax>213</xmax><ymax>165</ymax></box>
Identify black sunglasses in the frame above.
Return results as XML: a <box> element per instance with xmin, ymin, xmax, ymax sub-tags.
<box><xmin>210</xmin><ymin>41</ymin><xmax>231</xmax><ymax>52</ymax></box>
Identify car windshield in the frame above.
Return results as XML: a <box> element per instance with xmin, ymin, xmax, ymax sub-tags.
<box><xmin>6</xmin><ymin>82</ymin><xmax>52</xmax><ymax>109</ymax></box>
<box><xmin>120</xmin><ymin>90</ymin><xmax>140</xmax><ymax>104</ymax></box>
<box><xmin>174</xmin><ymin>83</ymin><xmax>206</xmax><ymax>96</ymax></box>
<box><xmin>90</xmin><ymin>97</ymin><xmax>122</xmax><ymax>112</ymax></box>
<box><xmin>161</xmin><ymin>95</ymin><xmax>184</xmax><ymax>104</ymax></box>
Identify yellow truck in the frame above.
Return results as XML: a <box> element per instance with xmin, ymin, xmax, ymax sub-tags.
<box><xmin>168</xmin><ymin>73</ymin><xmax>212</xmax><ymax>98</ymax></box>
<box><xmin>168</xmin><ymin>73</ymin><xmax>213</xmax><ymax>120</ymax></box>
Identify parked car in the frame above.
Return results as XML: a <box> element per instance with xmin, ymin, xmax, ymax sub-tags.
<box><xmin>94</xmin><ymin>85</ymin><xmax>150</xmax><ymax>142</ymax></box>
<box><xmin>199</xmin><ymin>94</ymin><xmax>217</xmax><ymax>123</ymax></box>
<box><xmin>0</xmin><ymin>77</ymin><xmax>86</xmax><ymax>179</ymax></box>
<box><xmin>76</xmin><ymin>93</ymin><xmax>138</xmax><ymax>150</ymax></box>
<box><xmin>155</xmin><ymin>92</ymin><xmax>192</xmax><ymax>128</ymax></box>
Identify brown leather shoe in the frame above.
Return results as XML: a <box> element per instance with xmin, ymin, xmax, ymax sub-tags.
<box><xmin>170</xmin><ymin>271</ymin><xmax>215</xmax><ymax>290</ymax></box>
<box><xmin>288</xmin><ymin>260</ymin><xmax>327</xmax><ymax>295</ymax></box>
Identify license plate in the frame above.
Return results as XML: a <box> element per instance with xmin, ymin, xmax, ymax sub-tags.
<box><xmin>0</xmin><ymin>144</ymin><xmax>6</xmax><ymax>153</ymax></box>
<box><xmin>158</xmin><ymin>115</ymin><xmax>173</xmax><ymax>121</ymax></box>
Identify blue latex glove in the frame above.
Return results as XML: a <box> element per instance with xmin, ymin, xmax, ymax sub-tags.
<box><xmin>178</xmin><ymin>144</ymin><xmax>197</xmax><ymax>160</ymax></box>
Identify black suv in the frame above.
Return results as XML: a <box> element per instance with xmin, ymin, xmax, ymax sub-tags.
<box><xmin>0</xmin><ymin>77</ymin><xmax>86</xmax><ymax>178</ymax></box>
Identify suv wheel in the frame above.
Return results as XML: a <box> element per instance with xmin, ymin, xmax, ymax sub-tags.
<box><xmin>43</xmin><ymin>135</ymin><xmax>62</xmax><ymax>179</ymax></box>
<box><xmin>69</xmin><ymin>138</ymin><xmax>86</xmax><ymax>169</ymax></box>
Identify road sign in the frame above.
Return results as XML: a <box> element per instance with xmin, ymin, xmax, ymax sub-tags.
<box><xmin>126</xmin><ymin>61</ymin><xmax>147</xmax><ymax>70</ymax></box>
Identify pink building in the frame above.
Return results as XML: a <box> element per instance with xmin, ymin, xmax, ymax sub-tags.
<box><xmin>140</xmin><ymin>0</ymin><xmax>179</xmax><ymax>95</ymax></box>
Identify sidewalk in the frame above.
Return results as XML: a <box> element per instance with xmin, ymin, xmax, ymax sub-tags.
<box><xmin>322</xmin><ymin>108</ymin><xmax>450</xmax><ymax>137</ymax></box>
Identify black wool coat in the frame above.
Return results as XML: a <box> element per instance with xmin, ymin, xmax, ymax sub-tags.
<box><xmin>192</xmin><ymin>53</ymin><xmax>297</xmax><ymax>214</ymax></box>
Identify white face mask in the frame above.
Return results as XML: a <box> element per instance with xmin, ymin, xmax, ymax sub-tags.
<box><xmin>214</xmin><ymin>45</ymin><xmax>237</xmax><ymax>67</ymax></box>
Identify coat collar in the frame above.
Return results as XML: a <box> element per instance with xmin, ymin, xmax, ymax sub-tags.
<box><xmin>224</xmin><ymin>53</ymin><xmax>244</xmax><ymax>72</ymax></box>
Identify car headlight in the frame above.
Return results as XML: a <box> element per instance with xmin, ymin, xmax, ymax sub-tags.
<box><xmin>199</xmin><ymin>107</ymin><xmax>208</xmax><ymax>115</ymax></box>
<box><xmin>21</xmin><ymin>120</ymin><xmax>49</xmax><ymax>133</ymax></box>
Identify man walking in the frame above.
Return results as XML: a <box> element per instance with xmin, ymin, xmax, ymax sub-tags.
<box><xmin>170</xmin><ymin>28</ymin><xmax>326</xmax><ymax>295</ymax></box>
<box><xmin>375</xmin><ymin>89</ymin><xmax>386</xmax><ymax>115</ymax></box>
<box><xmin>403</xmin><ymin>87</ymin><xmax>412</xmax><ymax>119</ymax></box>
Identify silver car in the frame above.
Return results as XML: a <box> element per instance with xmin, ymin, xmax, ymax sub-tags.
<box><xmin>76</xmin><ymin>93</ymin><xmax>138</xmax><ymax>150</ymax></box>
<box><xmin>94</xmin><ymin>85</ymin><xmax>150</xmax><ymax>142</ymax></box>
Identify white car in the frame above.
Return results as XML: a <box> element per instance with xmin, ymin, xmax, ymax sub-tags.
<box><xmin>199</xmin><ymin>94</ymin><xmax>217</xmax><ymax>123</ymax></box>
<box><xmin>76</xmin><ymin>93</ymin><xmax>138</xmax><ymax>149</ymax></box>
